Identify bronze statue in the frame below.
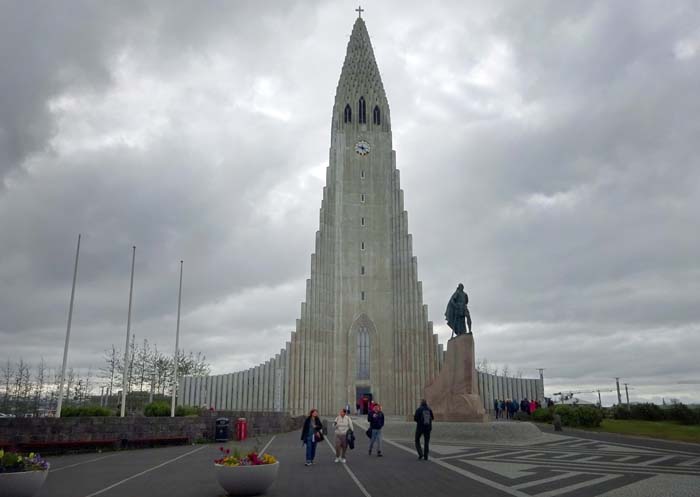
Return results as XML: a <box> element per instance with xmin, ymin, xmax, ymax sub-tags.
<box><xmin>445</xmin><ymin>283</ymin><xmax>472</xmax><ymax>337</ymax></box>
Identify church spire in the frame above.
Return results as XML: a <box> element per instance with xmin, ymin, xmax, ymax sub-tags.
<box><xmin>334</xmin><ymin>14</ymin><xmax>389</xmax><ymax>130</ymax></box>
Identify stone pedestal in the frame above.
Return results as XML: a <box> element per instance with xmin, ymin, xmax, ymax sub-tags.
<box><xmin>424</xmin><ymin>333</ymin><xmax>488</xmax><ymax>422</ymax></box>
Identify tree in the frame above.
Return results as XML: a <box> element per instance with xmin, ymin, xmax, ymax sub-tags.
<box><xmin>65</xmin><ymin>367</ymin><xmax>75</xmax><ymax>406</ymax></box>
<box><xmin>100</xmin><ymin>345</ymin><xmax>120</xmax><ymax>397</ymax></box>
<box><xmin>33</xmin><ymin>358</ymin><xmax>47</xmax><ymax>414</ymax></box>
<box><xmin>135</xmin><ymin>339</ymin><xmax>152</xmax><ymax>392</ymax></box>
<box><xmin>12</xmin><ymin>359</ymin><xmax>31</xmax><ymax>412</ymax></box>
<box><xmin>1</xmin><ymin>359</ymin><xmax>13</xmax><ymax>411</ymax></box>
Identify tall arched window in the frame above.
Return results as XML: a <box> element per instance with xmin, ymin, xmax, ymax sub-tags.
<box><xmin>373</xmin><ymin>106</ymin><xmax>381</xmax><ymax>125</ymax></box>
<box><xmin>358</xmin><ymin>97</ymin><xmax>366</xmax><ymax>124</ymax></box>
<box><xmin>344</xmin><ymin>104</ymin><xmax>352</xmax><ymax>123</ymax></box>
<box><xmin>356</xmin><ymin>326</ymin><xmax>370</xmax><ymax>380</ymax></box>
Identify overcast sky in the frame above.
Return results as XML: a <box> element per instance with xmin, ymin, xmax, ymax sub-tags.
<box><xmin>1</xmin><ymin>0</ymin><xmax>698</xmax><ymax>406</ymax></box>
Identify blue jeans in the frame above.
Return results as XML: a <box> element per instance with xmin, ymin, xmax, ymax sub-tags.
<box><xmin>305</xmin><ymin>434</ymin><xmax>317</xmax><ymax>462</ymax></box>
<box><xmin>369</xmin><ymin>429</ymin><xmax>382</xmax><ymax>453</ymax></box>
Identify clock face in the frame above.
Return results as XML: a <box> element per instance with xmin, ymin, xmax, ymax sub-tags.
<box><xmin>355</xmin><ymin>140</ymin><xmax>371</xmax><ymax>156</ymax></box>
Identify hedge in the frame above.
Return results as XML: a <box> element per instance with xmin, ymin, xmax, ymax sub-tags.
<box><xmin>61</xmin><ymin>405</ymin><xmax>113</xmax><ymax>417</ymax></box>
<box><xmin>143</xmin><ymin>401</ymin><xmax>202</xmax><ymax>417</ymax></box>
<box><xmin>612</xmin><ymin>402</ymin><xmax>700</xmax><ymax>425</ymax></box>
<box><xmin>527</xmin><ymin>405</ymin><xmax>603</xmax><ymax>428</ymax></box>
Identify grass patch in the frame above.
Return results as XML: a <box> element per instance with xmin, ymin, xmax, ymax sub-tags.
<box><xmin>588</xmin><ymin>419</ymin><xmax>700</xmax><ymax>443</ymax></box>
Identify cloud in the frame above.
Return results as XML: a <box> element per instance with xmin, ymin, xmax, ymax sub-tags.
<box><xmin>1</xmin><ymin>0</ymin><xmax>698</xmax><ymax>404</ymax></box>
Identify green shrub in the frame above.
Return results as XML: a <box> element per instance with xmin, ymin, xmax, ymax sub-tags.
<box><xmin>144</xmin><ymin>402</ymin><xmax>201</xmax><ymax>417</ymax></box>
<box><xmin>144</xmin><ymin>401</ymin><xmax>171</xmax><ymax>417</ymax></box>
<box><xmin>61</xmin><ymin>405</ymin><xmax>112</xmax><ymax>417</ymax></box>
<box><xmin>550</xmin><ymin>405</ymin><xmax>602</xmax><ymax>427</ymax></box>
<box><xmin>612</xmin><ymin>405</ymin><xmax>631</xmax><ymax>420</ymax></box>
<box><xmin>630</xmin><ymin>403</ymin><xmax>665</xmax><ymax>421</ymax></box>
<box><xmin>576</xmin><ymin>405</ymin><xmax>603</xmax><ymax>427</ymax></box>
<box><xmin>666</xmin><ymin>403</ymin><xmax>699</xmax><ymax>425</ymax></box>
<box><xmin>175</xmin><ymin>405</ymin><xmax>201</xmax><ymax>417</ymax></box>
<box><xmin>532</xmin><ymin>407</ymin><xmax>554</xmax><ymax>423</ymax></box>
<box><xmin>553</xmin><ymin>405</ymin><xmax>577</xmax><ymax>426</ymax></box>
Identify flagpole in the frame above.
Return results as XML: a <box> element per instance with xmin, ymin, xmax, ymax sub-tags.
<box><xmin>171</xmin><ymin>260</ymin><xmax>183</xmax><ymax>417</ymax></box>
<box><xmin>56</xmin><ymin>234</ymin><xmax>81</xmax><ymax>418</ymax></box>
<box><xmin>120</xmin><ymin>246</ymin><xmax>136</xmax><ymax>417</ymax></box>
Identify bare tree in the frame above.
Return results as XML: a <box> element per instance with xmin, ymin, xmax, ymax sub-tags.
<box><xmin>12</xmin><ymin>359</ymin><xmax>32</xmax><ymax>411</ymax></box>
<box><xmin>84</xmin><ymin>366</ymin><xmax>94</xmax><ymax>399</ymax></box>
<box><xmin>1</xmin><ymin>359</ymin><xmax>13</xmax><ymax>411</ymax></box>
<box><xmin>33</xmin><ymin>358</ymin><xmax>47</xmax><ymax>413</ymax></box>
<box><xmin>65</xmin><ymin>368</ymin><xmax>75</xmax><ymax>406</ymax></box>
<box><xmin>502</xmin><ymin>365</ymin><xmax>510</xmax><ymax>378</ymax></box>
<box><xmin>136</xmin><ymin>339</ymin><xmax>152</xmax><ymax>392</ymax></box>
<box><xmin>127</xmin><ymin>334</ymin><xmax>137</xmax><ymax>393</ymax></box>
<box><xmin>100</xmin><ymin>345</ymin><xmax>120</xmax><ymax>397</ymax></box>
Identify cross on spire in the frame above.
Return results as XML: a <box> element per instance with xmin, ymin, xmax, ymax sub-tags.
<box><xmin>355</xmin><ymin>5</ymin><xmax>364</xmax><ymax>18</ymax></box>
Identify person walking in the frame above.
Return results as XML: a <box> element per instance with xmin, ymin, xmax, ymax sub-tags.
<box><xmin>414</xmin><ymin>399</ymin><xmax>434</xmax><ymax>460</ymax></box>
<box><xmin>333</xmin><ymin>408</ymin><xmax>354</xmax><ymax>463</ymax></box>
<box><xmin>300</xmin><ymin>408</ymin><xmax>323</xmax><ymax>466</ymax></box>
<box><xmin>367</xmin><ymin>403</ymin><xmax>385</xmax><ymax>457</ymax></box>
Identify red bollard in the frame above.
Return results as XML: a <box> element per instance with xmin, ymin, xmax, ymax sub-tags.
<box><xmin>235</xmin><ymin>418</ymin><xmax>248</xmax><ymax>441</ymax></box>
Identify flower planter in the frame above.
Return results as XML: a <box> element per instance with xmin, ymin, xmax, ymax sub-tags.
<box><xmin>0</xmin><ymin>467</ymin><xmax>50</xmax><ymax>497</ymax></box>
<box><xmin>214</xmin><ymin>461</ymin><xmax>279</xmax><ymax>496</ymax></box>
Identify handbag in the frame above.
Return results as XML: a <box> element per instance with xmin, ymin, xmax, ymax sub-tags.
<box><xmin>314</xmin><ymin>431</ymin><xmax>323</xmax><ymax>442</ymax></box>
<box><xmin>365</xmin><ymin>427</ymin><xmax>372</xmax><ymax>438</ymax></box>
<box><xmin>346</xmin><ymin>429</ymin><xmax>355</xmax><ymax>450</ymax></box>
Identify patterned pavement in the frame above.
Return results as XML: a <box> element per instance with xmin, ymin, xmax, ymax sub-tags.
<box><xmin>390</xmin><ymin>433</ymin><xmax>700</xmax><ymax>496</ymax></box>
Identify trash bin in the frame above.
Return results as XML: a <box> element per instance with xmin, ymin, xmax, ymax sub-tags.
<box><xmin>235</xmin><ymin>417</ymin><xmax>248</xmax><ymax>441</ymax></box>
<box><xmin>215</xmin><ymin>417</ymin><xmax>230</xmax><ymax>442</ymax></box>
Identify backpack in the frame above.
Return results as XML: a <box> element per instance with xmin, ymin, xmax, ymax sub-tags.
<box><xmin>421</xmin><ymin>408</ymin><xmax>432</xmax><ymax>426</ymax></box>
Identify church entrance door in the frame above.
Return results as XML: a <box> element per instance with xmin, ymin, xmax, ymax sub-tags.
<box><xmin>356</xmin><ymin>386</ymin><xmax>372</xmax><ymax>415</ymax></box>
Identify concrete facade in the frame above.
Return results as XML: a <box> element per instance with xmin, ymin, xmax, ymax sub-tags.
<box><xmin>476</xmin><ymin>371</ymin><xmax>545</xmax><ymax>413</ymax></box>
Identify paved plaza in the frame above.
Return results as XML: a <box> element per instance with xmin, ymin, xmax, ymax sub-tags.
<box><xmin>37</xmin><ymin>422</ymin><xmax>700</xmax><ymax>497</ymax></box>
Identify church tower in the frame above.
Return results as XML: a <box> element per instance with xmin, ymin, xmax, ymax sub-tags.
<box><xmin>179</xmin><ymin>13</ymin><xmax>544</xmax><ymax>415</ymax></box>
<box><xmin>285</xmin><ymin>14</ymin><xmax>441</xmax><ymax>416</ymax></box>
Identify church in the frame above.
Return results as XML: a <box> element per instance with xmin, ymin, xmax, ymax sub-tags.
<box><xmin>179</xmin><ymin>14</ymin><xmax>543</xmax><ymax>416</ymax></box>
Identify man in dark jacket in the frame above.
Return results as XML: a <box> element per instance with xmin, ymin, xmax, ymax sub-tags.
<box><xmin>414</xmin><ymin>399</ymin><xmax>434</xmax><ymax>460</ymax></box>
<box><xmin>367</xmin><ymin>403</ymin><xmax>385</xmax><ymax>456</ymax></box>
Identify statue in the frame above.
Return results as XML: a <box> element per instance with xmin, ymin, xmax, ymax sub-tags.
<box><xmin>445</xmin><ymin>283</ymin><xmax>472</xmax><ymax>337</ymax></box>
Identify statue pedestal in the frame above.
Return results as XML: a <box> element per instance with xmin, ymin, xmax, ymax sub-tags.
<box><xmin>424</xmin><ymin>333</ymin><xmax>488</xmax><ymax>422</ymax></box>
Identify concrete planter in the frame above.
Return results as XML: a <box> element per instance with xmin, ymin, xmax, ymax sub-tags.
<box><xmin>215</xmin><ymin>461</ymin><xmax>279</xmax><ymax>496</ymax></box>
<box><xmin>0</xmin><ymin>467</ymin><xmax>49</xmax><ymax>497</ymax></box>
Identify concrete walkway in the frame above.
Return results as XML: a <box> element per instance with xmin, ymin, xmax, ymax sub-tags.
<box><xmin>37</xmin><ymin>418</ymin><xmax>700</xmax><ymax>497</ymax></box>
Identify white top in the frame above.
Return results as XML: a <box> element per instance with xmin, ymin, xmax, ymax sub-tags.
<box><xmin>333</xmin><ymin>415</ymin><xmax>354</xmax><ymax>436</ymax></box>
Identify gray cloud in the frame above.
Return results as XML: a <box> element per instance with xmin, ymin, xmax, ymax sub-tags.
<box><xmin>1</xmin><ymin>0</ymin><xmax>698</xmax><ymax>404</ymax></box>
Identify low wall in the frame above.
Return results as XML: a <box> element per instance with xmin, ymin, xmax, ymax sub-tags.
<box><xmin>0</xmin><ymin>411</ymin><xmax>304</xmax><ymax>447</ymax></box>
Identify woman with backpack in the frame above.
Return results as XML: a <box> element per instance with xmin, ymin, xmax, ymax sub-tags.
<box><xmin>300</xmin><ymin>408</ymin><xmax>323</xmax><ymax>466</ymax></box>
